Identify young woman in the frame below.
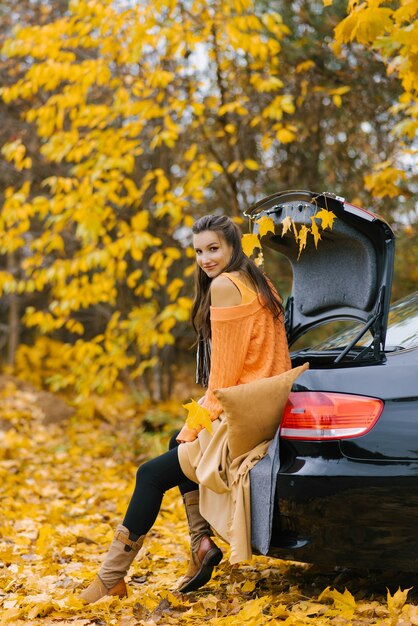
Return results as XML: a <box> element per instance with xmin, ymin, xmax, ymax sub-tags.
<box><xmin>79</xmin><ymin>215</ymin><xmax>291</xmax><ymax>603</ymax></box>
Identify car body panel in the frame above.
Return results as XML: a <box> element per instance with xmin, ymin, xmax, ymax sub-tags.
<box><xmin>268</xmin><ymin>338</ymin><xmax>418</xmax><ymax>570</ymax></box>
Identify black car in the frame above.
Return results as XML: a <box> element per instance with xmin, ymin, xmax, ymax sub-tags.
<box><xmin>248</xmin><ymin>190</ymin><xmax>418</xmax><ymax>571</ymax></box>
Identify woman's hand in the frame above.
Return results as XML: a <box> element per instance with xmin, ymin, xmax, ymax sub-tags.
<box><xmin>176</xmin><ymin>423</ymin><xmax>202</xmax><ymax>443</ymax></box>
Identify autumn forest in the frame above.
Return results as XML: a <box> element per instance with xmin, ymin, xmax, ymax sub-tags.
<box><xmin>0</xmin><ymin>0</ymin><xmax>417</xmax><ymax>624</ymax></box>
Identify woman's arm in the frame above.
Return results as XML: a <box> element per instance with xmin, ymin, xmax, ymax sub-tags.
<box><xmin>177</xmin><ymin>275</ymin><xmax>247</xmax><ymax>442</ymax></box>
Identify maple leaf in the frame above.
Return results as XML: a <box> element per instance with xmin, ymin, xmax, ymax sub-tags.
<box><xmin>241</xmin><ymin>233</ymin><xmax>261</xmax><ymax>257</ymax></box>
<box><xmin>297</xmin><ymin>224</ymin><xmax>310</xmax><ymax>259</ymax></box>
<box><xmin>182</xmin><ymin>399</ymin><xmax>213</xmax><ymax>433</ymax></box>
<box><xmin>387</xmin><ymin>586</ymin><xmax>412</xmax><ymax>614</ymax></box>
<box><xmin>310</xmin><ymin>216</ymin><xmax>322</xmax><ymax>248</ymax></box>
<box><xmin>256</xmin><ymin>215</ymin><xmax>275</xmax><ymax>238</ymax></box>
<box><xmin>281</xmin><ymin>215</ymin><xmax>292</xmax><ymax>236</ymax></box>
<box><xmin>315</xmin><ymin>208</ymin><xmax>336</xmax><ymax>230</ymax></box>
<box><xmin>319</xmin><ymin>586</ymin><xmax>356</xmax><ymax>616</ymax></box>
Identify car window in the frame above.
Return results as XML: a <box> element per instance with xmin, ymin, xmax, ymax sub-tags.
<box><xmin>307</xmin><ymin>292</ymin><xmax>418</xmax><ymax>351</ymax></box>
<box><xmin>385</xmin><ymin>292</ymin><xmax>418</xmax><ymax>350</ymax></box>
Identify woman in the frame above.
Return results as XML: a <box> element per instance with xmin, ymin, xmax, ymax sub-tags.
<box><xmin>80</xmin><ymin>215</ymin><xmax>291</xmax><ymax>603</ymax></box>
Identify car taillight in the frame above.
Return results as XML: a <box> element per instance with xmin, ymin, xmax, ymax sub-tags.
<box><xmin>280</xmin><ymin>391</ymin><xmax>384</xmax><ymax>440</ymax></box>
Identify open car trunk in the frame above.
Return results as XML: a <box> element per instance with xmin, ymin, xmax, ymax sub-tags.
<box><xmin>246</xmin><ymin>190</ymin><xmax>395</xmax><ymax>366</ymax></box>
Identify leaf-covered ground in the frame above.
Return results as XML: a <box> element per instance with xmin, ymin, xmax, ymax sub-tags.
<box><xmin>1</xmin><ymin>378</ymin><xmax>418</xmax><ymax>625</ymax></box>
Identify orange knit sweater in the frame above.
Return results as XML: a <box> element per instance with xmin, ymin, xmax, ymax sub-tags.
<box><xmin>201</xmin><ymin>292</ymin><xmax>292</xmax><ymax>420</ymax></box>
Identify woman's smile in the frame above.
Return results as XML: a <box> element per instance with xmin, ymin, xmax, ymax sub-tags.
<box><xmin>193</xmin><ymin>230</ymin><xmax>233</xmax><ymax>278</ymax></box>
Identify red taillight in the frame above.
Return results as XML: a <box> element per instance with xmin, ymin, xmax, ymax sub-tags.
<box><xmin>280</xmin><ymin>391</ymin><xmax>384</xmax><ymax>440</ymax></box>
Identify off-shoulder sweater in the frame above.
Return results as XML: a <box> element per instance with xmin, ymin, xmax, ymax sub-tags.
<box><xmin>201</xmin><ymin>274</ymin><xmax>291</xmax><ymax>420</ymax></box>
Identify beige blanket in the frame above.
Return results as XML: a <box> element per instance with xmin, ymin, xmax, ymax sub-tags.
<box><xmin>178</xmin><ymin>414</ymin><xmax>270</xmax><ymax>564</ymax></box>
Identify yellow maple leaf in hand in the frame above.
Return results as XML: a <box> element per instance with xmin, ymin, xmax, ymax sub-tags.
<box><xmin>315</xmin><ymin>208</ymin><xmax>336</xmax><ymax>230</ymax></box>
<box><xmin>183</xmin><ymin>399</ymin><xmax>213</xmax><ymax>433</ymax></box>
<box><xmin>256</xmin><ymin>215</ymin><xmax>275</xmax><ymax>238</ymax></box>
<box><xmin>241</xmin><ymin>233</ymin><xmax>261</xmax><ymax>257</ymax></box>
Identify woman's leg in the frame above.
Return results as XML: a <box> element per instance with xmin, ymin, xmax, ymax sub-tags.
<box><xmin>168</xmin><ymin>431</ymin><xmax>198</xmax><ymax>495</ymax></box>
<box><xmin>122</xmin><ymin>444</ymin><xmax>197</xmax><ymax>537</ymax></box>
<box><xmin>167</xmin><ymin>432</ymin><xmax>223</xmax><ymax>593</ymax></box>
<box><xmin>80</xmin><ymin>446</ymin><xmax>193</xmax><ymax>603</ymax></box>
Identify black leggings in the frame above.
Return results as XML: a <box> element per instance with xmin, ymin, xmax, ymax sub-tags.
<box><xmin>122</xmin><ymin>432</ymin><xmax>198</xmax><ymax>538</ymax></box>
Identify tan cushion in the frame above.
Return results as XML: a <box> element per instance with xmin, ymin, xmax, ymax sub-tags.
<box><xmin>214</xmin><ymin>363</ymin><xmax>309</xmax><ymax>460</ymax></box>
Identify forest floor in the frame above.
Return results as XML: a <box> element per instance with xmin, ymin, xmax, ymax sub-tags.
<box><xmin>0</xmin><ymin>375</ymin><xmax>418</xmax><ymax>625</ymax></box>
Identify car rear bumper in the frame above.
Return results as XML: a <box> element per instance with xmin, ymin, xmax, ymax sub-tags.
<box><xmin>268</xmin><ymin>455</ymin><xmax>418</xmax><ymax>571</ymax></box>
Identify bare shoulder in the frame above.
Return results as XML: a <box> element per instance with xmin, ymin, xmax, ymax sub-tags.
<box><xmin>210</xmin><ymin>274</ymin><xmax>241</xmax><ymax>307</ymax></box>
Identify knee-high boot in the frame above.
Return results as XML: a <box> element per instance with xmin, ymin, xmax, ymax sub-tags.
<box><xmin>176</xmin><ymin>490</ymin><xmax>223</xmax><ymax>593</ymax></box>
<box><xmin>79</xmin><ymin>524</ymin><xmax>145</xmax><ymax>604</ymax></box>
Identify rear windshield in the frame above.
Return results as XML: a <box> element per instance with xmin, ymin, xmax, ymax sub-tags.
<box><xmin>385</xmin><ymin>292</ymin><xmax>418</xmax><ymax>350</ymax></box>
<box><xmin>311</xmin><ymin>292</ymin><xmax>418</xmax><ymax>351</ymax></box>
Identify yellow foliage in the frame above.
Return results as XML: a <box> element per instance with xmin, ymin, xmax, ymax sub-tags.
<box><xmin>333</xmin><ymin>0</ymin><xmax>417</xmax><ymax>200</ymax></box>
<box><xmin>244</xmin><ymin>159</ymin><xmax>259</xmax><ymax>171</ymax></box>
<box><xmin>0</xmin><ymin>0</ymin><xmax>307</xmax><ymax>397</ymax></box>
<box><xmin>365</xmin><ymin>165</ymin><xmax>407</xmax><ymax>198</ymax></box>
<box><xmin>334</xmin><ymin>3</ymin><xmax>394</xmax><ymax>47</ymax></box>
<box><xmin>1</xmin><ymin>139</ymin><xmax>32</xmax><ymax>170</ymax></box>
<box><xmin>0</xmin><ymin>381</ymin><xmax>415</xmax><ymax>623</ymax></box>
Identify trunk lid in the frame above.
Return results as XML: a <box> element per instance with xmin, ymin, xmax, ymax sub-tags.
<box><xmin>246</xmin><ymin>190</ymin><xmax>395</xmax><ymax>363</ymax></box>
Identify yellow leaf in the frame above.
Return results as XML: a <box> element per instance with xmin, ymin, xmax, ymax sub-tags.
<box><xmin>295</xmin><ymin>60</ymin><xmax>315</xmax><ymax>73</ymax></box>
<box><xmin>387</xmin><ymin>587</ymin><xmax>411</xmax><ymax>614</ymax></box>
<box><xmin>256</xmin><ymin>215</ymin><xmax>275</xmax><ymax>238</ymax></box>
<box><xmin>319</xmin><ymin>586</ymin><xmax>356</xmax><ymax>617</ymax></box>
<box><xmin>227</xmin><ymin>160</ymin><xmax>244</xmax><ymax>174</ymax></box>
<box><xmin>276</xmin><ymin>127</ymin><xmax>296</xmax><ymax>143</ymax></box>
<box><xmin>334</xmin><ymin>5</ymin><xmax>394</xmax><ymax>47</ymax></box>
<box><xmin>297</xmin><ymin>224</ymin><xmax>310</xmax><ymax>259</ymax></box>
<box><xmin>244</xmin><ymin>159</ymin><xmax>259</xmax><ymax>171</ymax></box>
<box><xmin>241</xmin><ymin>233</ymin><xmax>261</xmax><ymax>257</ymax></box>
<box><xmin>323</xmin><ymin>0</ymin><xmax>333</xmax><ymax>6</ymax></box>
<box><xmin>183</xmin><ymin>399</ymin><xmax>212</xmax><ymax>433</ymax></box>
<box><xmin>315</xmin><ymin>208</ymin><xmax>336</xmax><ymax>230</ymax></box>
<box><xmin>310</xmin><ymin>217</ymin><xmax>322</xmax><ymax>248</ymax></box>
<box><xmin>242</xmin><ymin>579</ymin><xmax>256</xmax><ymax>593</ymax></box>
<box><xmin>281</xmin><ymin>215</ymin><xmax>292</xmax><ymax>236</ymax></box>
<box><xmin>333</xmin><ymin>94</ymin><xmax>342</xmax><ymax>107</ymax></box>
<box><xmin>131</xmin><ymin>211</ymin><xmax>149</xmax><ymax>231</ymax></box>
<box><xmin>185</xmin><ymin>144</ymin><xmax>197</xmax><ymax>161</ymax></box>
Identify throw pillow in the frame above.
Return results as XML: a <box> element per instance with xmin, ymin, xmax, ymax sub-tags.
<box><xmin>214</xmin><ymin>363</ymin><xmax>309</xmax><ymax>460</ymax></box>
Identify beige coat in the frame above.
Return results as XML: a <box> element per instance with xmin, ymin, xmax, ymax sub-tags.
<box><xmin>178</xmin><ymin>413</ymin><xmax>270</xmax><ymax>564</ymax></box>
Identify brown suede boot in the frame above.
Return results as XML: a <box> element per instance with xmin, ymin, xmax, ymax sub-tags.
<box><xmin>79</xmin><ymin>525</ymin><xmax>145</xmax><ymax>604</ymax></box>
<box><xmin>176</xmin><ymin>490</ymin><xmax>223</xmax><ymax>593</ymax></box>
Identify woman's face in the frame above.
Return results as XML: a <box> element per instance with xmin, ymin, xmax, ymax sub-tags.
<box><xmin>193</xmin><ymin>230</ymin><xmax>233</xmax><ymax>279</ymax></box>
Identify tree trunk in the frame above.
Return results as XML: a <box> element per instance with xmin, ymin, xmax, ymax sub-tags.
<box><xmin>7</xmin><ymin>252</ymin><xmax>20</xmax><ymax>366</ymax></box>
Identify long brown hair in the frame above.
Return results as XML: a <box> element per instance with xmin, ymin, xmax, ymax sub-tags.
<box><xmin>191</xmin><ymin>214</ymin><xmax>284</xmax><ymax>349</ymax></box>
